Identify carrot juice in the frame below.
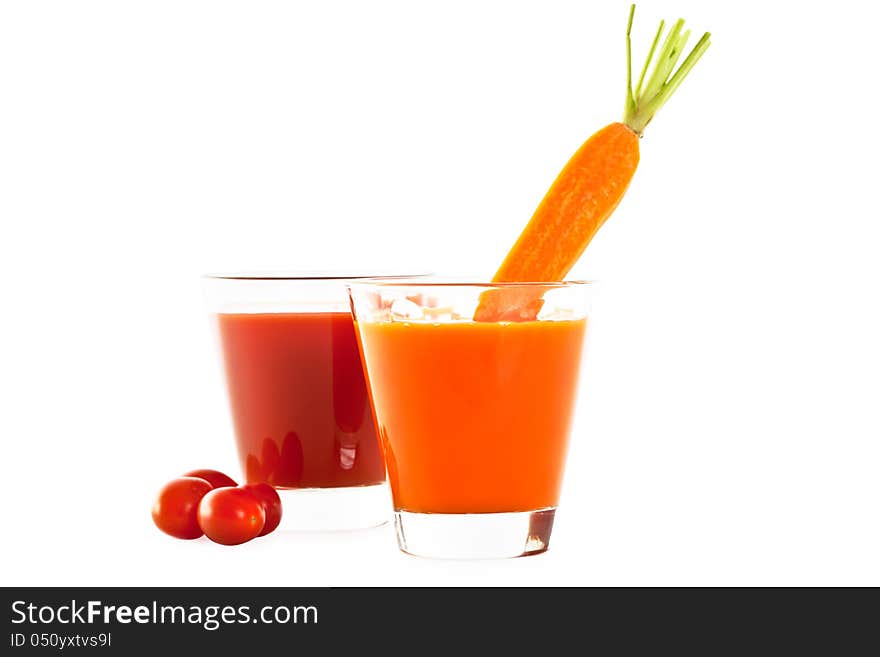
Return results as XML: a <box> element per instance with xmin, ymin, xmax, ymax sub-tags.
<box><xmin>355</xmin><ymin>318</ymin><xmax>587</xmax><ymax>514</ymax></box>
<box><xmin>217</xmin><ymin>312</ymin><xmax>385</xmax><ymax>489</ymax></box>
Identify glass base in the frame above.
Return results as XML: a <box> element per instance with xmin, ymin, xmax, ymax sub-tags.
<box><xmin>394</xmin><ymin>508</ymin><xmax>556</xmax><ymax>559</ymax></box>
<box><xmin>276</xmin><ymin>482</ymin><xmax>390</xmax><ymax>531</ymax></box>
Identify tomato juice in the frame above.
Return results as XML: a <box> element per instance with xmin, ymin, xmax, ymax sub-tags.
<box><xmin>217</xmin><ymin>312</ymin><xmax>385</xmax><ymax>489</ymax></box>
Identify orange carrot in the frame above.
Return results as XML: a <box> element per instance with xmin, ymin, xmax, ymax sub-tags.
<box><xmin>492</xmin><ymin>121</ymin><xmax>640</xmax><ymax>283</ymax></box>
<box><xmin>475</xmin><ymin>5</ymin><xmax>710</xmax><ymax>321</ymax></box>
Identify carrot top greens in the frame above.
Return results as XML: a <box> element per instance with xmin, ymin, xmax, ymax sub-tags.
<box><xmin>623</xmin><ymin>4</ymin><xmax>711</xmax><ymax>135</ymax></box>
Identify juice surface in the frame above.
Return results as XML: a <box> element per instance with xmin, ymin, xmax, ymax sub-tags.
<box><xmin>218</xmin><ymin>312</ymin><xmax>385</xmax><ymax>489</ymax></box>
<box><xmin>356</xmin><ymin>319</ymin><xmax>587</xmax><ymax>513</ymax></box>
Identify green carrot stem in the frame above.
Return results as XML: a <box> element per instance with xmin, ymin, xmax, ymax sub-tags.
<box><xmin>635</xmin><ymin>19</ymin><xmax>665</xmax><ymax>98</ymax></box>
<box><xmin>623</xmin><ymin>4</ymin><xmax>711</xmax><ymax>136</ymax></box>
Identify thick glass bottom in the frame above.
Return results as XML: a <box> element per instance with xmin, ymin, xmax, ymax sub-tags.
<box><xmin>276</xmin><ymin>482</ymin><xmax>390</xmax><ymax>531</ymax></box>
<box><xmin>394</xmin><ymin>508</ymin><xmax>556</xmax><ymax>559</ymax></box>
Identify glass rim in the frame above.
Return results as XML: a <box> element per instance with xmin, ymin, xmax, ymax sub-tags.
<box><xmin>203</xmin><ymin>271</ymin><xmax>428</xmax><ymax>281</ymax></box>
<box><xmin>348</xmin><ymin>279</ymin><xmax>593</xmax><ymax>289</ymax></box>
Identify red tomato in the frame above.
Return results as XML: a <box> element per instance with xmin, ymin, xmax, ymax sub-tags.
<box><xmin>197</xmin><ymin>487</ymin><xmax>265</xmax><ymax>546</ymax></box>
<box><xmin>242</xmin><ymin>483</ymin><xmax>283</xmax><ymax>536</ymax></box>
<box><xmin>152</xmin><ymin>477</ymin><xmax>213</xmax><ymax>540</ymax></box>
<box><xmin>182</xmin><ymin>469</ymin><xmax>238</xmax><ymax>489</ymax></box>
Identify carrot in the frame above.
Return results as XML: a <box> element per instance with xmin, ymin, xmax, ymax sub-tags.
<box><xmin>475</xmin><ymin>5</ymin><xmax>710</xmax><ymax>322</ymax></box>
<box><xmin>491</xmin><ymin>121</ymin><xmax>639</xmax><ymax>283</ymax></box>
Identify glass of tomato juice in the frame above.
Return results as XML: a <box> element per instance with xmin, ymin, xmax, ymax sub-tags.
<box><xmin>349</xmin><ymin>280</ymin><xmax>590</xmax><ymax>558</ymax></box>
<box><xmin>203</xmin><ymin>273</ymin><xmax>418</xmax><ymax>530</ymax></box>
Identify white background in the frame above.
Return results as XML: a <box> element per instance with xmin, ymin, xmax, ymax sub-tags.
<box><xmin>1</xmin><ymin>0</ymin><xmax>878</xmax><ymax>586</ymax></box>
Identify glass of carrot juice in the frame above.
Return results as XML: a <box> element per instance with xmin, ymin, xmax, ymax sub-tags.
<box><xmin>349</xmin><ymin>280</ymin><xmax>590</xmax><ymax>558</ymax></box>
<box><xmin>203</xmin><ymin>273</ymin><xmax>418</xmax><ymax>531</ymax></box>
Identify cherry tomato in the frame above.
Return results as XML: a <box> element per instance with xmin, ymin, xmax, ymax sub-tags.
<box><xmin>242</xmin><ymin>483</ymin><xmax>283</xmax><ymax>536</ymax></box>
<box><xmin>198</xmin><ymin>487</ymin><xmax>265</xmax><ymax>545</ymax></box>
<box><xmin>182</xmin><ymin>468</ymin><xmax>238</xmax><ymax>489</ymax></box>
<box><xmin>152</xmin><ymin>477</ymin><xmax>213</xmax><ymax>540</ymax></box>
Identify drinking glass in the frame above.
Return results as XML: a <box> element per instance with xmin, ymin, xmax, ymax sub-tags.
<box><xmin>204</xmin><ymin>272</ymin><xmax>417</xmax><ymax>530</ymax></box>
<box><xmin>349</xmin><ymin>281</ymin><xmax>590</xmax><ymax>557</ymax></box>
